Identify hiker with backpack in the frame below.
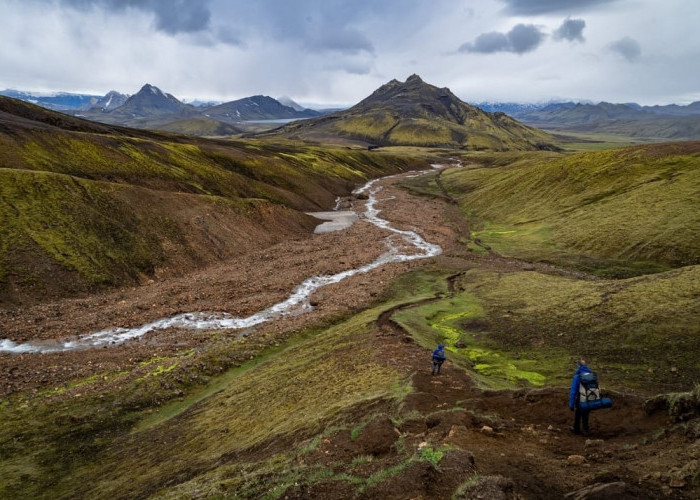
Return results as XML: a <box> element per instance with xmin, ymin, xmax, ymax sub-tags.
<box><xmin>431</xmin><ymin>344</ymin><xmax>446</xmax><ymax>375</ymax></box>
<box><xmin>569</xmin><ymin>359</ymin><xmax>614</xmax><ymax>436</ymax></box>
<box><xmin>568</xmin><ymin>359</ymin><xmax>607</xmax><ymax>436</ymax></box>
<box><xmin>569</xmin><ymin>359</ymin><xmax>596</xmax><ymax>436</ymax></box>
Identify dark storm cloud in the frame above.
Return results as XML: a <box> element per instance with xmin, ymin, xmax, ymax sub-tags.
<box><xmin>225</xmin><ymin>0</ymin><xmax>385</xmax><ymax>54</ymax></box>
<box><xmin>608</xmin><ymin>36</ymin><xmax>642</xmax><ymax>62</ymax></box>
<box><xmin>55</xmin><ymin>0</ymin><xmax>211</xmax><ymax>34</ymax></box>
<box><xmin>460</xmin><ymin>24</ymin><xmax>545</xmax><ymax>55</ymax></box>
<box><xmin>500</xmin><ymin>0</ymin><xmax>619</xmax><ymax>15</ymax></box>
<box><xmin>553</xmin><ymin>18</ymin><xmax>586</xmax><ymax>42</ymax></box>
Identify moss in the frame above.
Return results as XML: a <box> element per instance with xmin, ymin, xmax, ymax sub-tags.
<box><xmin>394</xmin><ymin>293</ymin><xmax>548</xmax><ymax>388</ymax></box>
<box><xmin>0</xmin><ymin>169</ymin><xmax>163</xmax><ymax>287</ymax></box>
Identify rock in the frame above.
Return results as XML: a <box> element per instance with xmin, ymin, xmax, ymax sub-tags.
<box><xmin>480</xmin><ymin>425</ymin><xmax>494</xmax><ymax>435</ymax></box>
<box><xmin>522</xmin><ymin>263</ymin><xmax>536</xmax><ymax>271</ymax></box>
<box><xmin>448</xmin><ymin>425</ymin><xmax>468</xmax><ymax>439</ymax></box>
<box><xmin>668</xmin><ymin>477</ymin><xmax>686</xmax><ymax>488</ymax></box>
<box><xmin>567</xmin><ymin>455</ymin><xmax>586</xmax><ymax>466</ymax></box>
<box><xmin>418</xmin><ymin>441</ymin><xmax>429</xmax><ymax>450</ymax></box>
<box><xmin>455</xmin><ymin>340</ymin><xmax>467</xmax><ymax>348</ymax></box>
<box><xmin>564</xmin><ymin>481</ymin><xmax>629</xmax><ymax>499</ymax></box>
<box><xmin>585</xmin><ymin>439</ymin><xmax>605</xmax><ymax>448</ymax></box>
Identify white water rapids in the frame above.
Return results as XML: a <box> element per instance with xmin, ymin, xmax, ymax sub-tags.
<box><xmin>0</xmin><ymin>167</ymin><xmax>444</xmax><ymax>354</ymax></box>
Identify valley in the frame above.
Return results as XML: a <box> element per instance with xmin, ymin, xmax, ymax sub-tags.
<box><xmin>0</xmin><ymin>82</ymin><xmax>698</xmax><ymax>499</ymax></box>
<box><xmin>2</xmin><ymin>146</ymin><xmax>699</xmax><ymax>498</ymax></box>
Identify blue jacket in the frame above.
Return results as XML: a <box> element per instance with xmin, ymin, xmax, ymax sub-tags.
<box><xmin>569</xmin><ymin>364</ymin><xmax>592</xmax><ymax>409</ymax></box>
<box><xmin>432</xmin><ymin>345</ymin><xmax>446</xmax><ymax>362</ymax></box>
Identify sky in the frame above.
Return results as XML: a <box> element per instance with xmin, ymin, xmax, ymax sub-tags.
<box><xmin>1</xmin><ymin>0</ymin><xmax>698</xmax><ymax>107</ymax></box>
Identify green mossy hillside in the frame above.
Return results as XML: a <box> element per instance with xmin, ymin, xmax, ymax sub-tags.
<box><xmin>0</xmin><ymin>168</ymin><xmax>317</xmax><ymax>302</ymax></box>
<box><xmin>438</xmin><ymin>142</ymin><xmax>700</xmax><ymax>276</ymax></box>
<box><xmin>6</xmin><ymin>132</ymin><xmax>423</xmax><ymax>211</ymax></box>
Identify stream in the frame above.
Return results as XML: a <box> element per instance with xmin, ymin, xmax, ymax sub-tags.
<box><xmin>0</xmin><ymin>167</ymin><xmax>444</xmax><ymax>353</ymax></box>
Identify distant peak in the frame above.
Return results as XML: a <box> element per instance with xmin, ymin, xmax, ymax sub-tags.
<box><xmin>405</xmin><ymin>74</ymin><xmax>424</xmax><ymax>83</ymax></box>
<box><xmin>139</xmin><ymin>83</ymin><xmax>163</xmax><ymax>96</ymax></box>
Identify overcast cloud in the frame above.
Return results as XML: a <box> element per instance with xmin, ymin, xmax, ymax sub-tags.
<box><xmin>0</xmin><ymin>0</ymin><xmax>698</xmax><ymax>105</ymax></box>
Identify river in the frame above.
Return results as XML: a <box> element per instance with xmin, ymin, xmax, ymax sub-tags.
<box><xmin>0</xmin><ymin>166</ymin><xmax>444</xmax><ymax>353</ymax></box>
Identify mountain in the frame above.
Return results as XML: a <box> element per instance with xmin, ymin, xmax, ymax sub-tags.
<box><xmin>267</xmin><ymin>74</ymin><xmax>557</xmax><ymax>150</ymax></box>
<box><xmin>91</xmin><ymin>90</ymin><xmax>129</xmax><ymax>111</ymax></box>
<box><xmin>108</xmin><ymin>83</ymin><xmax>195</xmax><ymax>118</ymax></box>
<box><xmin>202</xmin><ymin>95</ymin><xmax>321</xmax><ymax>123</ymax></box>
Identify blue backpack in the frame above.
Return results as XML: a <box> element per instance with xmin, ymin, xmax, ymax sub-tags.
<box><xmin>578</xmin><ymin>371</ymin><xmax>612</xmax><ymax>411</ymax></box>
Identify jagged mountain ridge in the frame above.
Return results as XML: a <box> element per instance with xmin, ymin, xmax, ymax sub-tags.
<box><xmin>268</xmin><ymin>74</ymin><xmax>557</xmax><ymax>150</ymax></box>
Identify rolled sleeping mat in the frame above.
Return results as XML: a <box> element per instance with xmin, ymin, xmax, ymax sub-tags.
<box><xmin>579</xmin><ymin>397</ymin><xmax>612</xmax><ymax>412</ymax></box>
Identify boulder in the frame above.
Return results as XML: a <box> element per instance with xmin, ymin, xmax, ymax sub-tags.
<box><xmin>480</xmin><ymin>425</ymin><xmax>494</xmax><ymax>435</ymax></box>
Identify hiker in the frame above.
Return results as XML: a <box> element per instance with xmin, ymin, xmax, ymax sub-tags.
<box><xmin>569</xmin><ymin>358</ymin><xmax>593</xmax><ymax>436</ymax></box>
<box><xmin>431</xmin><ymin>344</ymin><xmax>446</xmax><ymax>375</ymax></box>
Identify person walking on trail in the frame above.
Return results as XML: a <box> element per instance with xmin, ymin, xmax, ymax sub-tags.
<box><xmin>432</xmin><ymin>344</ymin><xmax>446</xmax><ymax>375</ymax></box>
<box><xmin>569</xmin><ymin>359</ymin><xmax>593</xmax><ymax>436</ymax></box>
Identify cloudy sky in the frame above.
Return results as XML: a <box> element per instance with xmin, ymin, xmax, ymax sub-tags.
<box><xmin>1</xmin><ymin>0</ymin><xmax>698</xmax><ymax>106</ymax></box>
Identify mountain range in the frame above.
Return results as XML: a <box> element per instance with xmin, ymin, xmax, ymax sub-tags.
<box><xmin>0</xmin><ymin>89</ymin><xmax>104</xmax><ymax>111</ymax></box>
<box><xmin>4</xmin><ymin>84</ymin><xmax>700</xmax><ymax>140</ymax></box>
<box><xmin>479</xmin><ymin>100</ymin><xmax>700</xmax><ymax>140</ymax></box>
<box><xmin>0</xmin><ymin>85</ymin><xmax>322</xmax><ymax>136</ymax></box>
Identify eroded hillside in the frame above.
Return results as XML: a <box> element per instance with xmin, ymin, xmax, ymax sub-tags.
<box><xmin>0</xmin><ymin>96</ymin><xmax>426</xmax><ymax>304</ymax></box>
